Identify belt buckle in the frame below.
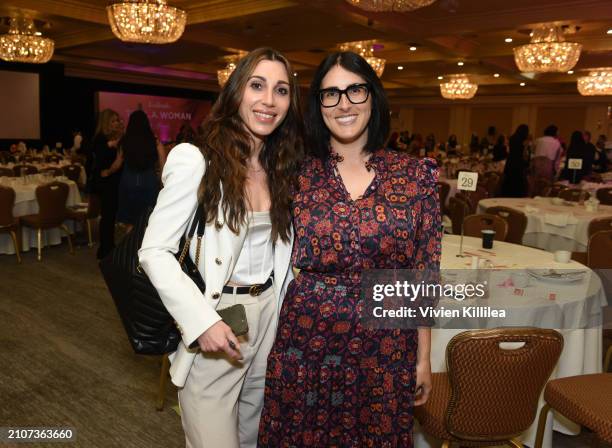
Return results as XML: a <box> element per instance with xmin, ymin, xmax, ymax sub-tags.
<box><xmin>249</xmin><ymin>283</ymin><xmax>264</xmax><ymax>296</ymax></box>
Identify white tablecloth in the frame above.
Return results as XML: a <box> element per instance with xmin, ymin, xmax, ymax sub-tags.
<box><xmin>0</xmin><ymin>161</ymin><xmax>86</xmax><ymax>186</ymax></box>
<box><xmin>0</xmin><ymin>177</ymin><xmax>82</xmax><ymax>255</ymax></box>
<box><xmin>414</xmin><ymin>235</ymin><xmax>605</xmax><ymax>448</ymax></box>
<box><xmin>478</xmin><ymin>197</ymin><xmax>612</xmax><ymax>252</ymax></box>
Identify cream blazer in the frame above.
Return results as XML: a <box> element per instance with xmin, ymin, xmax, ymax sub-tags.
<box><xmin>139</xmin><ymin>143</ymin><xmax>293</xmax><ymax>387</ymax></box>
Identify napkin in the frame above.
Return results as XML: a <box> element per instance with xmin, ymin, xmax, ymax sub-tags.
<box><xmin>524</xmin><ymin>205</ymin><xmax>540</xmax><ymax>213</ymax></box>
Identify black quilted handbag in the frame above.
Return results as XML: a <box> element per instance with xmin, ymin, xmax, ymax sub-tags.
<box><xmin>99</xmin><ymin>204</ymin><xmax>205</xmax><ymax>355</ymax></box>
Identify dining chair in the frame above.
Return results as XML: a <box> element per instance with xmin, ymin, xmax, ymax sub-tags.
<box><xmin>597</xmin><ymin>187</ymin><xmax>612</xmax><ymax>206</ymax></box>
<box><xmin>437</xmin><ymin>181</ymin><xmax>450</xmax><ymax>215</ymax></box>
<box><xmin>20</xmin><ymin>182</ymin><xmax>74</xmax><ymax>261</ymax></box>
<box><xmin>463</xmin><ymin>213</ymin><xmax>508</xmax><ymax>241</ymax></box>
<box><xmin>448</xmin><ymin>196</ymin><xmax>470</xmax><ymax>235</ymax></box>
<box><xmin>0</xmin><ymin>186</ymin><xmax>21</xmax><ymax>263</ymax></box>
<box><xmin>532</xmin><ymin>178</ymin><xmax>551</xmax><ymax>197</ymax></box>
<box><xmin>415</xmin><ymin>328</ymin><xmax>563</xmax><ymax>448</ymax></box>
<box><xmin>571</xmin><ymin>218</ymin><xmax>612</xmax><ymax>265</ymax></box>
<box><xmin>481</xmin><ymin>172</ymin><xmax>501</xmax><ymax>197</ymax></box>
<box><xmin>534</xmin><ymin>373</ymin><xmax>612</xmax><ymax>448</ymax></box>
<box><xmin>42</xmin><ymin>167</ymin><xmax>64</xmax><ymax>177</ymax></box>
<box><xmin>547</xmin><ymin>184</ymin><xmax>568</xmax><ymax>197</ymax></box>
<box><xmin>62</xmin><ymin>164</ymin><xmax>82</xmax><ymax>185</ymax></box>
<box><xmin>485</xmin><ymin>206</ymin><xmax>527</xmax><ymax>244</ymax></box>
<box><xmin>0</xmin><ymin>167</ymin><xmax>14</xmax><ymax>177</ymax></box>
<box><xmin>12</xmin><ymin>164</ymin><xmax>38</xmax><ymax>176</ymax></box>
<box><xmin>587</xmin><ymin>230</ymin><xmax>612</xmax><ymax>269</ymax></box>
<box><xmin>559</xmin><ymin>188</ymin><xmax>590</xmax><ymax>202</ymax></box>
<box><xmin>67</xmin><ymin>194</ymin><xmax>101</xmax><ymax>247</ymax></box>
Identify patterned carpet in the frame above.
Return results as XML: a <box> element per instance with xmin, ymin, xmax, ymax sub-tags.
<box><xmin>0</xmin><ymin>241</ymin><xmax>606</xmax><ymax>448</ymax></box>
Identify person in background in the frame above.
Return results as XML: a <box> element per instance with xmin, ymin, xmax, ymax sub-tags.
<box><xmin>480</xmin><ymin>125</ymin><xmax>497</xmax><ymax>153</ymax></box>
<box><xmin>409</xmin><ymin>133</ymin><xmax>423</xmax><ymax>155</ymax></box>
<box><xmin>175</xmin><ymin>121</ymin><xmax>196</xmax><ymax>144</ymax></box>
<box><xmin>469</xmin><ymin>133</ymin><xmax>480</xmax><ymax>154</ymax></box>
<box><xmin>116</xmin><ymin>110</ymin><xmax>162</xmax><ymax>232</ymax></box>
<box><xmin>532</xmin><ymin>124</ymin><xmax>562</xmax><ymax>182</ymax></box>
<box><xmin>259</xmin><ymin>50</ymin><xmax>439</xmax><ymax>447</ymax></box>
<box><xmin>561</xmin><ymin>130</ymin><xmax>594</xmax><ymax>184</ymax></box>
<box><xmin>425</xmin><ymin>133</ymin><xmax>436</xmax><ymax>154</ymax></box>
<box><xmin>445</xmin><ymin>134</ymin><xmax>459</xmax><ymax>156</ymax></box>
<box><xmin>91</xmin><ymin>108</ymin><xmax>124</xmax><ymax>259</ymax></box>
<box><xmin>386</xmin><ymin>131</ymin><xmax>399</xmax><ymax>151</ymax></box>
<box><xmin>492</xmin><ymin>134</ymin><xmax>508</xmax><ymax>162</ymax></box>
<box><xmin>500</xmin><ymin>124</ymin><xmax>530</xmax><ymax>197</ymax></box>
<box><xmin>594</xmin><ymin>134</ymin><xmax>609</xmax><ymax>173</ymax></box>
<box><xmin>70</xmin><ymin>129</ymin><xmax>83</xmax><ymax>155</ymax></box>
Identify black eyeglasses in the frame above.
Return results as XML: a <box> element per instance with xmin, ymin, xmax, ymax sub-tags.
<box><xmin>319</xmin><ymin>83</ymin><xmax>370</xmax><ymax>108</ymax></box>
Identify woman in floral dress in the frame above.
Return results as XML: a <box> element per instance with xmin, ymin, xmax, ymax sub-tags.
<box><xmin>258</xmin><ymin>52</ymin><xmax>441</xmax><ymax>447</ymax></box>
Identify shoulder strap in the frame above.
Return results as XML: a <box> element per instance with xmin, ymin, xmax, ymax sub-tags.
<box><xmin>187</xmin><ymin>203</ymin><xmax>205</xmax><ymax>238</ymax></box>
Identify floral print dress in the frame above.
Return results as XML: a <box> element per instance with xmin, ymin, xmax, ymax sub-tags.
<box><xmin>258</xmin><ymin>149</ymin><xmax>441</xmax><ymax>448</ymax></box>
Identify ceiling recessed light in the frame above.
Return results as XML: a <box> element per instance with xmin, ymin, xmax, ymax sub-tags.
<box><xmin>409</xmin><ymin>46</ymin><xmax>417</xmax><ymax>51</ymax></box>
<box><xmin>437</xmin><ymin>75</ymin><xmax>443</xmax><ymax>80</ymax></box>
<box><xmin>457</xmin><ymin>61</ymin><xmax>464</xmax><ymax>66</ymax></box>
<box><xmin>397</xmin><ymin>65</ymin><xmax>404</xmax><ymax>70</ymax></box>
<box><xmin>504</xmin><ymin>37</ymin><xmax>513</xmax><ymax>43</ymax></box>
<box><xmin>567</xmin><ymin>70</ymin><xmax>574</xmax><ymax>74</ymax></box>
<box><xmin>520</xmin><ymin>82</ymin><xmax>526</xmax><ymax>86</ymax></box>
<box><xmin>293</xmin><ymin>72</ymin><xmax>297</xmax><ymax>76</ymax></box>
<box><xmin>607</xmin><ymin>29</ymin><xmax>612</xmax><ymax>34</ymax></box>
<box><xmin>493</xmin><ymin>73</ymin><xmax>500</xmax><ymax>77</ymax></box>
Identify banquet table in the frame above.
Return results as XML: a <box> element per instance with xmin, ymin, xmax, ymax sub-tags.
<box><xmin>0</xmin><ymin>176</ymin><xmax>82</xmax><ymax>255</ymax></box>
<box><xmin>0</xmin><ymin>161</ymin><xmax>86</xmax><ymax>186</ymax></box>
<box><xmin>557</xmin><ymin>179</ymin><xmax>612</xmax><ymax>195</ymax></box>
<box><xmin>414</xmin><ymin>234</ymin><xmax>606</xmax><ymax>448</ymax></box>
<box><xmin>477</xmin><ymin>197</ymin><xmax>612</xmax><ymax>252</ymax></box>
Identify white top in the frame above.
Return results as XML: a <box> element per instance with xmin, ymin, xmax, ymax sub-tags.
<box><xmin>534</xmin><ymin>136</ymin><xmax>561</xmax><ymax>161</ymax></box>
<box><xmin>229</xmin><ymin>211</ymin><xmax>274</xmax><ymax>285</ymax></box>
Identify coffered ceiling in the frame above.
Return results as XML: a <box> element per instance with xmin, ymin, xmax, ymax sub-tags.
<box><xmin>1</xmin><ymin>0</ymin><xmax>611</xmax><ymax>101</ymax></box>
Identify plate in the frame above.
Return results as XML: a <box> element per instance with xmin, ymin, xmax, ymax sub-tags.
<box><xmin>526</xmin><ymin>269</ymin><xmax>586</xmax><ymax>283</ymax></box>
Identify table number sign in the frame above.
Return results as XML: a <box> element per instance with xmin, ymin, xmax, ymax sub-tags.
<box><xmin>457</xmin><ymin>171</ymin><xmax>478</xmax><ymax>192</ymax></box>
<box><xmin>567</xmin><ymin>158</ymin><xmax>583</xmax><ymax>170</ymax></box>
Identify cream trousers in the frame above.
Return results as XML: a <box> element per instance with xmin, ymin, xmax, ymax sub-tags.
<box><xmin>178</xmin><ymin>286</ymin><xmax>277</xmax><ymax>448</ymax></box>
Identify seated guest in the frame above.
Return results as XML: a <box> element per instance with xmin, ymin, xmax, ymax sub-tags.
<box><xmin>594</xmin><ymin>134</ymin><xmax>609</xmax><ymax>173</ymax></box>
<box><xmin>480</xmin><ymin>125</ymin><xmax>497</xmax><ymax>153</ymax></box>
<box><xmin>445</xmin><ymin>134</ymin><xmax>459</xmax><ymax>156</ymax></box>
<box><xmin>492</xmin><ymin>134</ymin><xmax>508</xmax><ymax>161</ymax></box>
<box><xmin>500</xmin><ymin>124</ymin><xmax>530</xmax><ymax>197</ymax></box>
<box><xmin>532</xmin><ymin>124</ymin><xmax>562</xmax><ymax>181</ymax></box>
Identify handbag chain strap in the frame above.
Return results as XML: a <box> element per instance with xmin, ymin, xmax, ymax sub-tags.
<box><xmin>178</xmin><ymin>203</ymin><xmax>205</xmax><ymax>266</ymax></box>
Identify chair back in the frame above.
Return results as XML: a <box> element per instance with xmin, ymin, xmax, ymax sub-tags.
<box><xmin>547</xmin><ymin>183</ymin><xmax>568</xmax><ymax>197</ymax></box>
<box><xmin>0</xmin><ymin>167</ymin><xmax>14</xmax><ymax>177</ymax></box>
<box><xmin>0</xmin><ymin>186</ymin><xmax>16</xmax><ymax>227</ymax></box>
<box><xmin>42</xmin><ymin>167</ymin><xmax>64</xmax><ymax>177</ymax></box>
<box><xmin>87</xmin><ymin>194</ymin><xmax>101</xmax><ymax>219</ymax></box>
<box><xmin>588</xmin><ymin>230</ymin><xmax>612</xmax><ymax>269</ymax></box>
<box><xmin>596</xmin><ymin>188</ymin><xmax>612</xmax><ymax>206</ymax></box>
<box><xmin>485</xmin><ymin>206</ymin><xmax>527</xmax><ymax>244</ymax></box>
<box><xmin>449</xmin><ymin>196</ymin><xmax>470</xmax><ymax>235</ymax></box>
<box><xmin>437</xmin><ymin>181</ymin><xmax>450</xmax><ymax>209</ymax></box>
<box><xmin>481</xmin><ymin>172</ymin><xmax>501</xmax><ymax>197</ymax></box>
<box><xmin>63</xmin><ymin>164</ymin><xmax>81</xmax><ymax>183</ymax></box>
<box><xmin>12</xmin><ymin>164</ymin><xmax>38</xmax><ymax>176</ymax></box>
<box><xmin>588</xmin><ymin>217</ymin><xmax>612</xmax><ymax>237</ymax></box>
<box><xmin>532</xmin><ymin>177</ymin><xmax>551</xmax><ymax>197</ymax></box>
<box><xmin>35</xmin><ymin>182</ymin><xmax>69</xmax><ymax>226</ymax></box>
<box><xmin>445</xmin><ymin>328</ymin><xmax>563</xmax><ymax>441</ymax></box>
<box><xmin>559</xmin><ymin>188</ymin><xmax>590</xmax><ymax>202</ymax></box>
<box><xmin>463</xmin><ymin>213</ymin><xmax>508</xmax><ymax>241</ymax></box>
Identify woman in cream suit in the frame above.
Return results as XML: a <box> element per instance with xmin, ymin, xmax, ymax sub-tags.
<box><xmin>139</xmin><ymin>47</ymin><xmax>303</xmax><ymax>448</ymax></box>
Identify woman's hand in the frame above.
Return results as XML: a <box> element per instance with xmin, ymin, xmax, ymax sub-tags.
<box><xmin>196</xmin><ymin>320</ymin><xmax>242</xmax><ymax>360</ymax></box>
<box><xmin>414</xmin><ymin>359</ymin><xmax>432</xmax><ymax>406</ymax></box>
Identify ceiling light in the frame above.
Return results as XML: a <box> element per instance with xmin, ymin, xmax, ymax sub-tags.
<box><xmin>293</xmin><ymin>72</ymin><xmax>298</xmax><ymax>76</ymax></box>
<box><xmin>505</xmin><ymin>37</ymin><xmax>513</xmax><ymax>43</ymax></box>
<box><xmin>107</xmin><ymin>0</ymin><xmax>187</xmax><ymax>44</ymax></box>
<box><xmin>513</xmin><ymin>24</ymin><xmax>582</xmax><ymax>73</ymax></box>
<box><xmin>340</xmin><ymin>40</ymin><xmax>385</xmax><ymax>77</ymax></box>
<box><xmin>0</xmin><ymin>17</ymin><xmax>54</xmax><ymax>64</ymax></box>
<box><xmin>493</xmin><ymin>73</ymin><xmax>500</xmax><ymax>77</ymax></box>
<box><xmin>345</xmin><ymin>0</ymin><xmax>437</xmax><ymax>12</ymax></box>
<box><xmin>607</xmin><ymin>29</ymin><xmax>612</xmax><ymax>35</ymax></box>
<box><xmin>217</xmin><ymin>52</ymin><xmax>247</xmax><ymax>87</ymax></box>
<box><xmin>440</xmin><ymin>74</ymin><xmax>478</xmax><ymax>99</ymax></box>
<box><xmin>520</xmin><ymin>82</ymin><xmax>526</xmax><ymax>86</ymax></box>
<box><xmin>409</xmin><ymin>46</ymin><xmax>417</xmax><ymax>51</ymax></box>
<box><xmin>577</xmin><ymin>68</ymin><xmax>612</xmax><ymax>96</ymax></box>
<box><xmin>397</xmin><ymin>65</ymin><xmax>404</xmax><ymax>70</ymax></box>
<box><xmin>457</xmin><ymin>61</ymin><xmax>464</xmax><ymax>66</ymax></box>
<box><xmin>437</xmin><ymin>75</ymin><xmax>443</xmax><ymax>80</ymax></box>
<box><xmin>567</xmin><ymin>70</ymin><xmax>574</xmax><ymax>74</ymax></box>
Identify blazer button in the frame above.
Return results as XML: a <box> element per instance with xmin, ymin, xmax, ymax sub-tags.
<box><xmin>215</xmin><ymin>221</ymin><xmax>223</xmax><ymax>230</ymax></box>
<box><xmin>212</xmin><ymin>292</ymin><xmax>221</xmax><ymax>300</ymax></box>
<box><xmin>215</xmin><ymin>257</ymin><xmax>222</xmax><ymax>265</ymax></box>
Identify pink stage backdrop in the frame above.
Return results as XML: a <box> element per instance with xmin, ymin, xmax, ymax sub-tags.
<box><xmin>97</xmin><ymin>92</ymin><xmax>212</xmax><ymax>143</ymax></box>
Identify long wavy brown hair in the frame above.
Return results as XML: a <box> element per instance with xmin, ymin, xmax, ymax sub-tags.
<box><xmin>196</xmin><ymin>47</ymin><xmax>303</xmax><ymax>243</ymax></box>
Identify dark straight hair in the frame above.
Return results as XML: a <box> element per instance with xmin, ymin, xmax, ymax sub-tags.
<box><xmin>305</xmin><ymin>51</ymin><xmax>390</xmax><ymax>160</ymax></box>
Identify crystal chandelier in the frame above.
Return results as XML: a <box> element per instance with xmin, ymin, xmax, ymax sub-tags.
<box><xmin>217</xmin><ymin>52</ymin><xmax>247</xmax><ymax>87</ymax></box>
<box><xmin>346</xmin><ymin>0</ymin><xmax>436</xmax><ymax>11</ymax></box>
<box><xmin>440</xmin><ymin>74</ymin><xmax>478</xmax><ymax>100</ymax></box>
<box><xmin>513</xmin><ymin>25</ymin><xmax>581</xmax><ymax>73</ymax></box>
<box><xmin>339</xmin><ymin>40</ymin><xmax>386</xmax><ymax>77</ymax></box>
<box><xmin>0</xmin><ymin>17</ymin><xmax>54</xmax><ymax>64</ymax></box>
<box><xmin>107</xmin><ymin>0</ymin><xmax>187</xmax><ymax>44</ymax></box>
<box><xmin>577</xmin><ymin>68</ymin><xmax>612</xmax><ymax>96</ymax></box>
